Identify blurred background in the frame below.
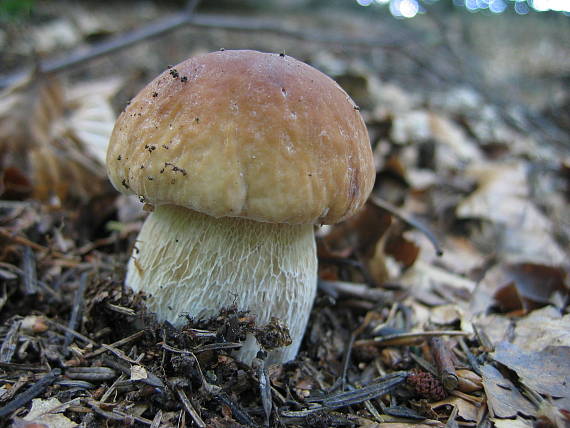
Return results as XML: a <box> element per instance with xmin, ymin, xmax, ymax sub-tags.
<box><xmin>0</xmin><ymin>2</ymin><xmax>569</xmax><ymax>426</ymax></box>
<box><xmin>1</xmin><ymin>0</ymin><xmax>569</xmax><ymax>111</ymax></box>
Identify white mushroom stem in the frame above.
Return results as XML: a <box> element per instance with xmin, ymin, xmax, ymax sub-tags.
<box><xmin>126</xmin><ymin>204</ymin><xmax>317</xmax><ymax>364</ymax></box>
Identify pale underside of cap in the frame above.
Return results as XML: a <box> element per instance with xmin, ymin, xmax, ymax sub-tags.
<box><xmin>107</xmin><ymin>50</ymin><xmax>375</xmax><ymax>225</ymax></box>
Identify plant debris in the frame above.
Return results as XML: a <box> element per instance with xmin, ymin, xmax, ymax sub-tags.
<box><xmin>1</xmin><ymin>1</ymin><xmax>569</xmax><ymax>427</ymax></box>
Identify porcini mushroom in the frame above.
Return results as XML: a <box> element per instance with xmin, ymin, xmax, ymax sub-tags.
<box><xmin>106</xmin><ymin>50</ymin><xmax>375</xmax><ymax>364</ymax></box>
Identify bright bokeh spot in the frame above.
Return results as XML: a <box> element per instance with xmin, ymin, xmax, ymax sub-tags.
<box><xmin>353</xmin><ymin>0</ymin><xmax>570</xmax><ymax>15</ymax></box>
<box><xmin>389</xmin><ymin>0</ymin><xmax>421</xmax><ymax>17</ymax></box>
<box><xmin>514</xmin><ymin>1</ymin><xmax>530</xmax><ymax>13</ymax></box>
<box><xmin>532</xmin><ymin>0</ymin><xmax>570</xmax><ymax>11</ymax></box>
<box><xmin>465</xmin><ymin>0</ymin><xmax>479</xmax><ymax>10</ymax></box>
<box><xmin>489</xmin><ymin>0</ymin><xmax>508</xmax><ymax>13</ymax></box>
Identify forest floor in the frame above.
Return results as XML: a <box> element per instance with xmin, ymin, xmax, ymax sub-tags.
<box><xmin>0</xmin><ymin>1</ymin><xmax>569</xmax><ymax>427</ymax></box>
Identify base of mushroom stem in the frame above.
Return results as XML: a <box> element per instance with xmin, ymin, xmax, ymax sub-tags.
<box><xmin>125</xmin><ymin>204</ymin><xmax>318</xmax><ymax>365</ymax></box>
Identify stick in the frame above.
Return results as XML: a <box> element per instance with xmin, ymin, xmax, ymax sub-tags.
<box><xmin>0</xmin><ymin>9</ymin><xmax>411</xmax><ymax>89</ymax></box>
<box><xmin>0</xmin><ymin>369</ymin><xmax>61</xmax><ymax>417</ymax></box>
<box><xmin>429</xmin><ymin>337</ymin><xmax>458</xmax><ymax>392</ymax></box>
<box><xmin>176</xmin><ymin>388</ymin><xmax>206</xmax><ymax>428</ymax></box>
<box><xmin>64</xmin><ymin>272</ymin><xmax>90</xmax><ymax>352</ymax></box>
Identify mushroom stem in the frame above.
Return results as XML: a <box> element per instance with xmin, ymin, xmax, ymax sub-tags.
<box><xmin>126</xmin><ymin>204</ymin><xmax>317</xmax><ymax>364</ymax></box>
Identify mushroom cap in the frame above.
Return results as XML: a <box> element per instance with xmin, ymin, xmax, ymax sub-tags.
<box><xmin>106</xmin><ymin>50</ymin><xmax>375</xmax><ymax>224</ymax></box>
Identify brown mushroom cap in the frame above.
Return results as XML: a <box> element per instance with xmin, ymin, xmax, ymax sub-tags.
<box><xmin>107</xmin><ymin>50</ymin><xmax>374</xmax><ymax>224</ymax></box>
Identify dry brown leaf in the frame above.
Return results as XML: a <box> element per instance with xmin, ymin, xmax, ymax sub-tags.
<box><xmin>490</xmin><ymin>417</ymin><xmax>533</xmax><ymax>428</ymax></box>
<box><xmin>513</xmin><ymin>306</ymin><xmax>570</xmax><ymax>352</ymax></box>
<box><xmin>318</xmin><ymin>203</ymin><xmax>392</xmax><ymax>259</ymax></box>
<box><xmin>407</xmin><ymin>232</ymin><xmax>486</xmax><ymax>276</ymax></box>
<box><xmin>488</xmin><ymin>262</ymin><xmax>568</xmax><ymax>313</ymax></box>
<box><xmin>492</xmin><ymin>342</ymin><xmax>570</xmax><ymax>402</ymax></box>
<box><xmin>398</xmin><ymin>260</ymin><xmax>477</xmax><ymax>305</ymax></box>
<box><xmin>429</xmin><ymin>304</ymin><xmax>464</xmax><ymax>326</ymax></box>
<box><xmin>19</xmin><ymin>397</ymin><xmax>77</xmax><ymax>428</ymax></box>
<box><xmin>0</xmin><ymin>75</ymin><xmax>120</xmax><ymax>204</ymax></box>
<box><xmin>430</xmin><ymin>395</ymin><xmax>478</xmax><ymax>422</ymax></box>
<box><xmin>472</xmin><ymin>313</ymin><xmax>512</xmax><ymax>347</ymax></box>
<box><xmin>481</xmin><ymin>363</ymin><xmax>535</xmax><ymax>418</ymax></box>
<box><xmin>456</xmin><ymin>161</ymin><xmax>566</xmax><ymax>264</ymax></box>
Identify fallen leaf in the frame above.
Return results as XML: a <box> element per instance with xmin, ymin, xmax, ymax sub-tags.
<box><xmin>319</xmin><ymin>203</ymin><xmax>392</xmax><ymax>258</ymax></box>
<box><xmin>0</xmin><ymin>75</ymin><xmax>119</xmax><ymax>204</ymax></box>
<box><xmin>513</xmin><ymin>306</ymin><xmax>570</xmax><ymax>352</ymax></box>
<box><xmin>491</xmin><ymin>342</ymin><xmax>570</xmax><ymax>402</ymax></box>
<box><xmin>493</xmin><ymin>263</ymin><xmax>568</xmax><ymax>313</ymax></box>
<box><xmin>399</xmin><ymin>260</ymin><xmax>477</xmax><ymax>305</ymax></box>
<box><xmin>456</xmin><ymin>161</ymin><xmax>566</xmax><ymax>264</ymax></box>
<box><xmin>130</xmin><ymin>364</ymin><xmax>148</xmax><ymax>381</ymax></box>
<box><xmin>490</xmin><ymin>417</ymin><xmax>533</xmax><ymax>428</ymax></box>
<box><xmin>429</xmin><ymin>304</ymin><xmax>463</xmax><ymax>326</ymax></box>
<box><xmin>21</xmin><ymin>397</ymin><xmax>77</xmax><ymax>428</ymax></box>
<box><xmin>430</xmin><ymin>396</ymin><xmax>478</xmax><ymax>422</ymax></box>
<box><xmin>472</xmin><ymin>313</ymin><xmax>512</xmax><ymax>348</ymax></box>
<box><xmin>481</xmin><ymin>363</ymin><xmax>535</xmax><ymax>418</ymax></box>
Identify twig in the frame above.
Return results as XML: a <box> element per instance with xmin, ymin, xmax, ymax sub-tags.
<box><xmin>318</xmin><ymin>279</ymin><xmax>394</xmax><ymax>301</ymax></box>
<box><xmin>458</xmin><ymin>338</ymin><xmax>482</xmax><ymax>376</ymax></box>
<box><xmin>65</xmin><ymin>366</ymin><xmax>117</xmax><ymax>382</ymax></box>
<box><xmin>213</xmin><ymin>392</ymin><xmax>257</xmax><ymax>427</ymax></box>
<box><xmin>282</xmin><ymin>372</ymin><xmax>407</xmax><ymax>417</ymax></box>
<box><xmin>0</xmin><ymin>228</ymin><xmax>69</xmax><ymax>259</ymax></box>
<box><xmin>84</xmin><ymin>330</ymin><xmax>145</xmax><ymax>359</ymax></box>
<box><xmin>409</xmin><ymin>352</ymin><xmax>438</xmax><ymax>377</ymax></box>
<box><xmin>340</xmin><ymin>333</ymin><xmax>356</xmax><ymax>392</ymax></box>
<box><xmin>176</xmin><ymin>388</ymin><xmax>206</xmax><ymax>428</ymax></box>
<box><xmin>0</xmin><ymin>10</ymin><xmax>418</xmax><ymax>89</ymax></box>
<box><xmin>0</xmin><ymin>368</ymin><xmax>61</xmax><ymax>418</ymax></box>
<box><xmin>161</xmin><ymin>341</ymin><xmax>241</xmax><ymax>355</ymax></box>
<box><xmin>256</xmin><ymin>359</ymin><xmax>272</xmax><ymax>427</ymax></box>
<box><xmin>0</xmin><ymin>0</ymin><xmax>201</xmax><ymax>89</ymax></box>
<box><xmin>150</xmin><ymin>409</ymin><xmax>163</xmax><ymax>428</ymax></box>
<box><xmin>369</xmin><ymin>195</ymin><xmax>444</xmax><ymax>256</ymax></box>
<box><xmin>105</xmin><ymin>302</ymin><xmax>136</xmax><ymax>316</ymax></box>
<box><xmin>21</xmin><ymin>246</ymin><xmax>37</xmax><ymax>295</ymax></box>
<box><xmin>102</xmin><ymin>356</ymin><xmax>164</xmax><ymax>389</ymax></box>
<box><xmin>47</xmin><ymin>319</ymin><xmax>97</xmax><ymax>346</ymax></box>
<box><xmin>99</xmin><ymin>344</ymin><xmax>139</xmax><ymax>364</ymax></box>
<box><xmin>85</xmin><ymin>398</ymin><xmax>153</xmax><ymax>425</ymax></box>
<box><xmin>64</xmin><ymin>272</ymin><xmax>90</xmax><ymax>352</ymax></box>
<box><xmin>446</xmin><ymin>404</ymin><xmax>459</xmax><ymax>428</ymax></box>
<box><xmin>0</xmin><ymin>362</ymin><xmax>47</xmax><ymax>372</ymax></box>
<box><xmin>0</xmin><ymin>319</ymin><xmax>21</xmax><ymax>363</ymax></box>
<box><xmin>100</xmin><ymin>373</ymin><xmax>126</xmax><ymax>403</ymax></box>
<box><xmin>355</xmin><ymin>330</ymin><xmax>468</xmax><ymax>348</ymax></box>
<box><xmin>429</xmin><ymin>337</ymin><xmax>458</xmax><ymax>392</ymax></box>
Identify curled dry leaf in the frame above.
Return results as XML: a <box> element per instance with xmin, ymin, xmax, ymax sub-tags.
<box><xmin>481</xmin><ymin>363</ymin><xmax>535</xmax><ymax>419</ymax></box>
<box><xmin>491</xmin><ymin>342</ymin><xmax>570</xmax><ymax>406</ymax></box>
<box><xmin>430</xmin><ymin>396</ymin><xmax>478</xmax><ymax>422</ymax></box>
<box><xmin>318</xmin><ymin>203</ymin><xmax>391</xmax><ymax>259</ymax></box>
<box><xmin>19</xmin><ymin>397</ymin><xmax>77</xmax><ymax>428</ymax></box>
<box><xmin>0</xmin><ymin>75</ymin><xmax>121</xmax><ymax>204</ymax></box>
<box><xmin>492</xmin><ymin>263</ymin><xmax>568</xmax><ymax>313</ymax></box>
<box><xmin>513</xmin><ymin>306</ymin><xmax>570</xmax><ymax>352</ymax></box>
<box><xmin>456</xmin><ymin>161</ymin><xmax>566</xmax><ymax>264</ymax></box>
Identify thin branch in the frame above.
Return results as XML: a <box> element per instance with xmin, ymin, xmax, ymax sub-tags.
<box><xmin>64</xmin><ymin>272</ymin><xmax>90</xmax><ymax>352</ymax></box>
<box><xmin>176</xmin><ymin>388</ymin><xmax>206</xmax><ymax>428</ymax></box>
<box><xmin>0</xmin><ymin>10</ymin><xmax>414</xmax><ymax>89</ymax></box>
<box><xmin>0</xmin><ymin>369</ymin><xmax>61</xmax><ymax>418</ymax></box>
<box><xmin>355</xmin><ymin>330</ymin><xmax>469</xmax><ymax>348</ymax></box>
